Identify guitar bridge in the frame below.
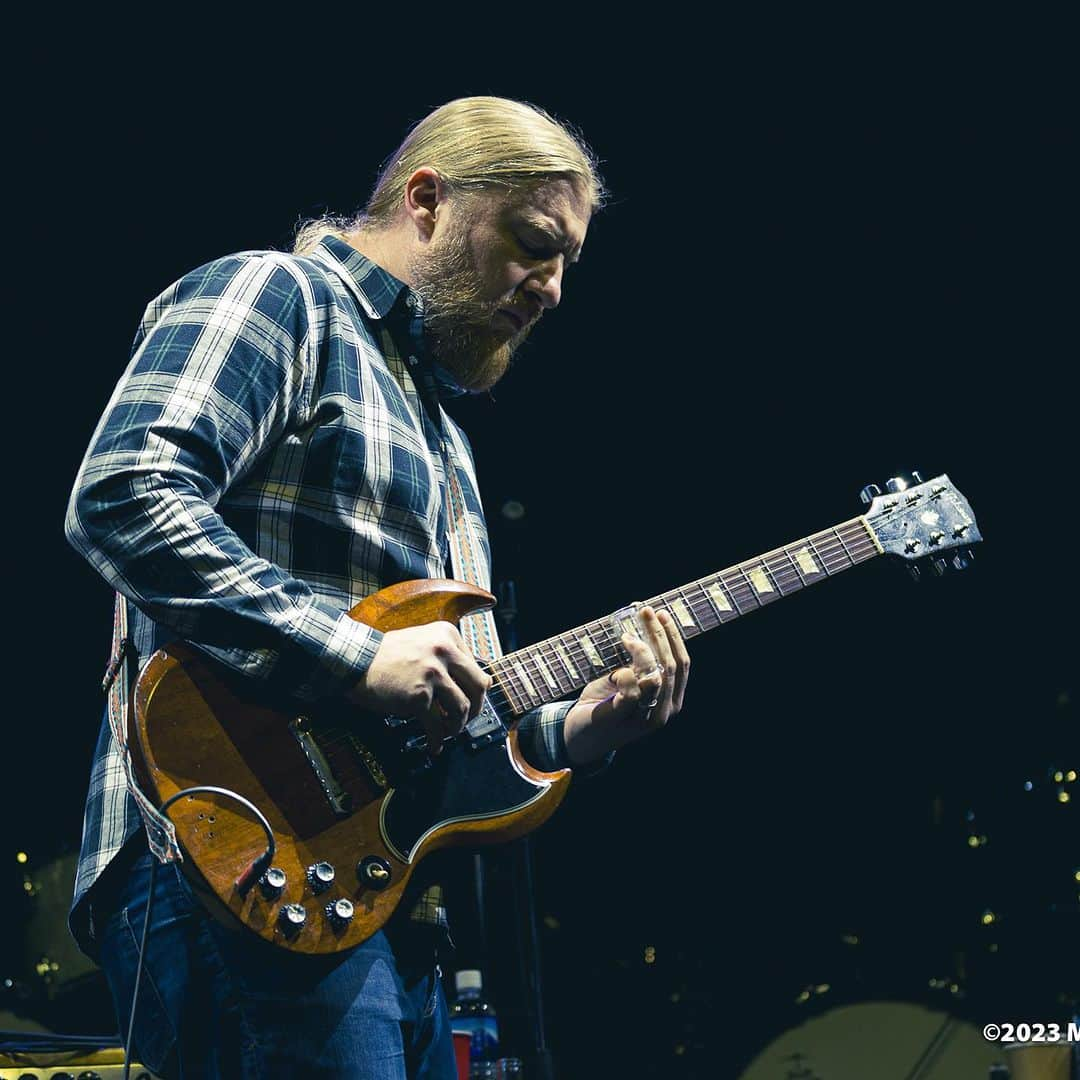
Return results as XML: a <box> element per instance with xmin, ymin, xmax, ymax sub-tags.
<box><xmin>465</xmin><ymin>696</ymin><xmax>507</xmax><ymax>751</ymax></box>
<box><xmin>289</xmin><ymin>716</ymin><xmax>353</xmax><ymax>817</ymax></box>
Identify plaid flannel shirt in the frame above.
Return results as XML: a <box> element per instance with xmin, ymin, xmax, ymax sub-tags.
<box><xmin>64</xmin><ymin>236</ymin><xmax>575</xmax><ymax>957</ymax></box>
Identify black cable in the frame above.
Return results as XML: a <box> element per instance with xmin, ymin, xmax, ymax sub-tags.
<box><xmin>121</xmin><ymin>785</ymin><xmax>275</xmax><ymax>1080</ymax></box>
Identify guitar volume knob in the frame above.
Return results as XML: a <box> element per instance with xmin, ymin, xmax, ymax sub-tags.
<box><xmin>278</xmin><ymin>903</ymin><xmax>307</xmax><ymax>936</ymax></box>
<box><xmin>325</xmin><ymin>898</ymin><xmax>355</xmax><ymax>927</ymax></box>
<box><xmin>258</xmin><ymin>866</ymin><xmax>287</xmax><ymax>899</ymax></box>
<box><xmin>306</xmin><ymin>861</ymin><xmax>336</xmax><ymax>893</ymax></box>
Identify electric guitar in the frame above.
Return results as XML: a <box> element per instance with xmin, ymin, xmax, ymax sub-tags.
<box><xmin>129</xmin><ymin>471</ymin><xmax>982</xmax><ymax>954</ymax></box>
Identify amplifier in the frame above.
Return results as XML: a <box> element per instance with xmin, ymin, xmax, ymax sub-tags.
<box><xmin>0</xmin><ymin>1069</ymin><xmax>158</xmax><ymax>1079</ymax></box>
<box><xmin>0</xmin><ymin>1048</ymin><xmax>161</xmax><ymax>1078</ymax></box>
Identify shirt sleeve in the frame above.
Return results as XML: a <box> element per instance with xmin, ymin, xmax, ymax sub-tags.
<box><xmin>64</xmin><ymin>252</ymin><xmax>382</xmax><ymax>702</ymax></box>
<box><xmin>514</xmin><ymin>701</ymin><xmax>615</xmax><ymax>776</ymax></box>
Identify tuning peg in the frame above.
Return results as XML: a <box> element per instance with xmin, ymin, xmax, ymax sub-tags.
<box><xmin>860</xmin><ymin>484</ymin><xmax>882</xmax><ymax>506</ymax></box>
<box><xmin>951</xmin><ymin>548</ymin><xmax>976</xmax><ymax>571</ymax></box>
<box><xmin>932</xmin><ymin>557</ymin><xmax>949</xmax><ymax>576</ymax></box>
<box><xmin>908</xmin><ymin>564</ymin><xmax>923</xmax><ymax>583</ymax></box>
<box><xmin>885</xmin><ymin>471</ymin><xmax>923</xmax><ymax>494</ymax></box>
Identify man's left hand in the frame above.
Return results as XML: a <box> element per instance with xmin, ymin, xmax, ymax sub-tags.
<box><xmin>561</xmin><ymin>606</ymin><xmax>690</xmax><ymax>766</ymax></box>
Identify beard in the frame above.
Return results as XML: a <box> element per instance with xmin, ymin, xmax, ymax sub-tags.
<box><xmin>408</xmin><ymin>230</ymin><xmax>533</xmax><ymax>393</ymax></box>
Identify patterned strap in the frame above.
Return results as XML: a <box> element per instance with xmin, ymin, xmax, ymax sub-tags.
<box><xmin>105</xmin><ymin>593</ymin><xmax>181</xmax><ymax>863</ymax></box>
<box><xmin>444</xmin><ymin>463</ymin><xmax>501</xmax><ymax>662</ymax></box>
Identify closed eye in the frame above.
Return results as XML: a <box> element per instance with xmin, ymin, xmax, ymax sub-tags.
<box><xmin>517</xmin><ymin>236</ymin><xmax>557</xmax><ymax>260</ymax></box>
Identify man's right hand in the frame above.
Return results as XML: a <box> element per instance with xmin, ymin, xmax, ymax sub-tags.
<box><xmin>346</xmin><ymin>622</ymin><xmax>491</xmax><ymax>754</ymax></box>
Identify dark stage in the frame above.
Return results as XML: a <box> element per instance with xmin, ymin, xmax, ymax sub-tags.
<box><xmin>4</xmin><ymin>21</ymin><xmax>1076</xmax><ymax>1079</ymax></box>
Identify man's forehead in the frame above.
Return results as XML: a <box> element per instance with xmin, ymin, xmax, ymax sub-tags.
<box><xmin>505</xmin><ymin>179</ymin><xmax>589</xmax><ymax>253</ymax></box>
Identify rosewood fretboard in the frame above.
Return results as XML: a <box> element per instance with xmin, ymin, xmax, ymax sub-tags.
<box><xmin>484</xmin><ymin>516</ymin><xmax>881</xmax><ymax>717</ymax></box>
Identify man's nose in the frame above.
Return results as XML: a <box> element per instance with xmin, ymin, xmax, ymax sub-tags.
<box><xmin>524</xmin><ymin>256</ymin><xmax>564</xmax><ymax>309</ymax></box>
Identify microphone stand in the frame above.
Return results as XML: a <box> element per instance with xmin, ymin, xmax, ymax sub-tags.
<box><xmin>489</xmin><ymin>575</ymin><xmax>557</xmax><ymax>1080</ymax></box>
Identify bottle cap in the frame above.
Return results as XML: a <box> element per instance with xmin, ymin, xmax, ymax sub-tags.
<box><xmin>455</xmin><ymin>968</ymin><xmax>483</xmax><ymax>992</ymax></box>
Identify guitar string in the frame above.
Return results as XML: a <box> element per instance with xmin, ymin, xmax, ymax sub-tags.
<box><xmin>488</xmin><ymin>490</ymin><xmax>973</xmax><ymax>707</ymax></box>
<box><xmin>310</xmin><ymin>529</ymin><xmax>882</xmax><ymax>753</ymax></box>
<box><xmin>286</xmin><ymin>495</ymin><xmax>969</xmax><ymax>758</ymax></box>
<box><xmin>327</xmin><ymin>525</ymin><xmax>880</xmax><ymax>736</ymax></box>
<box><xmin>326</xmin><ymin>494</ymin><xmax>969</xmax><ymax>732</ymax></box>
<box><xmin>403</xmin><ymin>529</ymin><xmax>879</xmax><ymax>718</ymax></box>
<box><xmin>495</xmin><ymin>529</ymin><xmax>880</xmax><ymax>687</ymax></box>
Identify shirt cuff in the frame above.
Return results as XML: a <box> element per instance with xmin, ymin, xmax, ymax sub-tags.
<box><xmin>515</xmin><ymin>700</ymin><xmax>615</xmax><ymax>777</ymax></box>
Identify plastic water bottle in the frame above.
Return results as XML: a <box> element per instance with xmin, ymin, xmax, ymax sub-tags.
<box><xmin>450</xmin><ymin>968</ymin><xmax>499</xmax><ymax>1066</ymax></box>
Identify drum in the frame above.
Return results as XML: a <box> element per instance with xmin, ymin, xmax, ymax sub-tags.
<box><xmin>1003</xmin><ymin>1040</ymin><xmax>1075</xmax><ymax>1080</ymax></box>
<box><xmin>737</xmin><ymin>1001</ymin><xmax>1003</xmax><ymax>1079</ymax></box>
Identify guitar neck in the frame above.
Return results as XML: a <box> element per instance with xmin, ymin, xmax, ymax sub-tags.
<box><xmin>486</xmin><ymin>515</ymin><xmax>882</xmax><ymax>717</ymax></box>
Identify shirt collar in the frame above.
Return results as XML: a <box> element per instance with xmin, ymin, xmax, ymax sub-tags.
<box><xmin>311</xmin><ymin>235</ymin><xmax>468</xmax><ymax>400</ymax></box>
<box><xmin>311</xmin><ymin>234</ymin><xmax>412</xmax><ymax>320</ymax></box>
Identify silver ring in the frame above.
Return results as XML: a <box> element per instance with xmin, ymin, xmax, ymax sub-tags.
<box><xmin>639</xmin><ymin>665</ymin><xmax>663</xmax><ymax>681</ymax></box>
<box><xmin>645</xmin><ymin>697</ymin><xmax>660</xmax><ymax>709</ymax></box>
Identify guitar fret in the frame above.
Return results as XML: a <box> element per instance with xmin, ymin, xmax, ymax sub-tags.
<box><xmin>531</xmin><ymin>650</ymin><xmax>559</xmax><ymax>691</ymax></box>
<box><xmin>543</xmin><ymin>641</ymin><xmax>577</xmax><ymax>695</ymax></box>
<box><xmin>831</xmin><ymin>527</ymin><xmax>856</xmax><ymax>569</ymax></box>
<box><xmin>717</xmin><ymin>572</ymin><xmax>748</xmax><ymax>614</ymax></box>
<box><xmin>706</xmin><ymin>578</ymin><xmax>734</xmax><ymax>617</ymax></box>
<box><xmin>554</xmin><ymin>638</ymin><xmax>582</xmax><ymax>682</ymax></box>
<box><xmin>512</xmin><ymin>661</ymin><xmax>538</xmax><ymax>704</ymax></box>
<box><xmin>728</xmin><ymin>568</ymin><xmax>761</xmax><ymax>611</ymax></box>
<box><xmin>493</xmin><ymin>670</ymin><xmax>526</xmax><ymax>715</ymax></box>
<box><xmin>807</xmin><ymin>532</ymin><xmax>841</xmax><ymax>574</ymax></box>
<box><xmin>761</xmin><ymin>553</ymin><xmax>793</xmax><ymax>596</ymax></box>
<box><xmin>793</xmin><ymin>544</ymin><xmax>821</xmax><ymax>578</ymax></box>
<box><xmin>747</xmin><ymin>565</ymin><xmax>775</xmax><ymax>597</ymax></box>
<box><xmin>683</xmin><ymin>583</ymin><xmax>719</xmax><ymax>631</ymax></box>
<box><xmin>486</xmin><ymin>677</ymin><xmax>512</xmax><ymax>713</ymax></box>
<box><xmin>669</xmin><ymin>594</ymin><xmax>698</xmax><ymax>631</ymax></box>
<box><xmin>774</xmin><ymin>547</ymin><xmax>807</xmax><ymax>592</ymax></box>
<box><xmin>577</xmin><ymin>632</ymin><xmax>604</xmax><ymax>669</ymax></box>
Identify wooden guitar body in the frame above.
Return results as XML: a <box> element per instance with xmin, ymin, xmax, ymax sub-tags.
<box><xmin>128</xmin><ymin>578</ymin><xmax>572</xmax><ymax>955</ymax></box>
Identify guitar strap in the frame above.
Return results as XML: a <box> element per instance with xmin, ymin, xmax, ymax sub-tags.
<box><xmin>105</xmin><ymin>593</ymin><xmax>181</xmax><ymax>863</ymax></box>
<box><xmin>441</xmin><ymin>441</ymin><xmax>501</xmax><ymax>664</ymax></box>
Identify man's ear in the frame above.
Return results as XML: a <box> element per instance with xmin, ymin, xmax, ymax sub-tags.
<box><xmin>403</xmin><ymin>166</ymin><xmax>446</xmax><ymax>242</ymax></box>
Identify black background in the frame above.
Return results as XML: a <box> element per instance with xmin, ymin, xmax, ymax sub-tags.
<box><xmin>4</xmin><ymin>15</ymin><xmax>1076</xmax><ymax>1077</ymax></box>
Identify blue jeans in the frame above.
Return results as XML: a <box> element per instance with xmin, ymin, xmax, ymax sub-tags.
<box><xmin>93</xmin><ymin>847</ymin><xmax>458</xmax><ymax>1079</ymax></box>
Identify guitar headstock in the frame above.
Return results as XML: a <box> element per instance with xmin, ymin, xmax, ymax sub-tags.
<box><xmin>860</xmin><ymin>472</ymin><xmax>982</xmax><ymax>577</ymax></box>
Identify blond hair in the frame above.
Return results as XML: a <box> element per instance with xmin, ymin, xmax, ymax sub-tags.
<box><xmin>294</xmin><ymin>96</ymin><xmax>605</xmax><ymax>253</ymax></box>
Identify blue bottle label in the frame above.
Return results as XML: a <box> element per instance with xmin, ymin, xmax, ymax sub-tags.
<box><xmin>454</xmin><ymin>1017</ymin><xmax>499</xmax><ymax>1059</ymax></box>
